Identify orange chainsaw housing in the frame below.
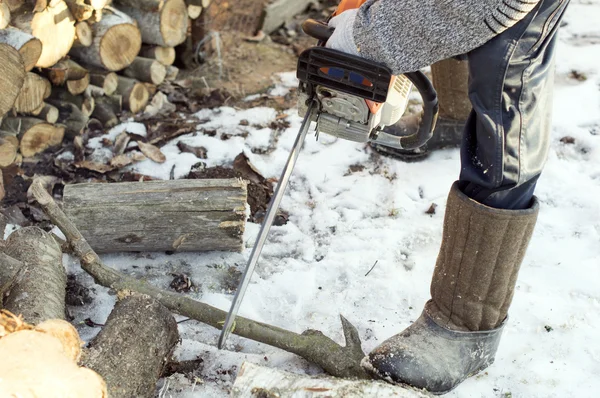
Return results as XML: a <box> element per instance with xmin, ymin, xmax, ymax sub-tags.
<box><xmin>332</xmin><ymin>0</ymin><xmax>387</xmax><ymax>115</ymax></box>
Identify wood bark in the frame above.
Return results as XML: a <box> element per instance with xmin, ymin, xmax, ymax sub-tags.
<box><xmin>0</xmin><ymin>252</ymin><xmax>24</xmax><ymax>297</ymax></box>
<box><xmin>231</xmin><ymin>362</ymin><xmax>429</xmax><ymax>398</ymax></box>
<box><xmin>11</xmin><ymin>0</ymin><xmax>76</xmax><ymax>68</ymax></box>
<box><xmin>431</xmin><ymin>58</ymin><xmax>471</xmax><ymax>121</ymax></box>
<box><xmin>115</xmin><ymin>76</ymin><xmax>148</xmax><ymax>114</ymax></box>
<box><xmin>73</xmin><ymin>21</ymin><xmax>93</xmax><ymax>47</ymax></box>
<box><xmin>13</xmin><ymin>72</ymin><xmax>48</xmax><ymax>114</ymax></box>
<box><xmin>49</xmin><ymin>86</ymin><xmax>94</xmax><ymax>117</ymax></box>
<box><xmin>62</xmin><ymin>179</ymin><xmax>247</xmax><ymax>253</ymax></box>
<box><xmin>69</xmin><ymin>9</ymin><xmax>141</xmax><ymax>71</ymax></box>
<box><xmin>0</xmin><ymin>0</ymin><xmax>9</xmax><ymax>29</ymax></box>
<box><xmin>46</xmin><ymin>59</ymin><xmax>88</xmax><ymax>86</ymax></box>
<box><xmin>1</xmin><ymin>116</ymin><xmax>65</xmax><ymax>156</ymax></box>
<box><xmin>82</xmin><ymin>294</ymin><xmax>179</xmax><ymax>398</ymax></box>
<box><xmin>165</xmin><ymin>65</ymin><xmax>178</xmax><ymax>81</ymax></box>
<box><xmin>0</xmin><ymin>43</ymin><xmax>25</xmax><ymax>118</ymax></box>
<box><xmin>51</xmin><ymin>100</ymin><xmax>89</xmax><ymax>139</ymax></box>
<box><xmin>0</xmin><ymin>27</ymin><xmax>42</xmax><ymax>72</ymax></box>
<box><xmin>89</xmin><ymin>71</ymin><xmax>118</xmax><ymax>95</ymax></box>
<box><xmin>32</xmin><ymin>181</ymin><xmax>370</xmax><ymax>380</ymax></box>
<box><xmin>114</xmin><ymin>0</ymin><xmax>188</xmax><ymax>47</ymax></box>
<box><xmin>139</xmin><ymin>45</ymin><xmax>175</xmax><ymax>66</ymax></box>
<box><xmin>0</xmin><ymin>136</ymin><xmax>18</xmax><ymax>167</ymax></box>
<box><xmin>3</xmin><ymin>227</ymin><xmax>66</xmax><ymax>325</ymax></box>
<box><xmin>64</xmin><ymin>0</ymin><xmax>93</xmax><ymax>21</ymax></box>
<box><xmin>91</xmin><ymin>95</ymin><xmax>120</xmax><ymax>128</ymax></box>
<box><xmin>122</xmin><ymin>56</ymin><xmax>167</xmax><ymax>85</ymax></box>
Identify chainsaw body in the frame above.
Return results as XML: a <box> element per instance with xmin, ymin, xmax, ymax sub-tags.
<box><xmin>297</xmin><ymin>0</ymin><xmax>439</xmax><ymax>150</ymax></box>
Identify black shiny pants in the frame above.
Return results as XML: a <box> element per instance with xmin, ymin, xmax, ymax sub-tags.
<box><xmin>459</xmin><ymin>0</ymin><xmax>571</xmax><ymax>209</ymax></box>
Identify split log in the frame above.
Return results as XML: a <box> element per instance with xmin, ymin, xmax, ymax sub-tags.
<box><xmin>13</xmin><ymin>72</ymin><xmax>48</xmax><ymax>114</ymax></box>
<box><xmin>52</xmin><ymin>100</ymin><xmax>89</xmax><ymax>139</ymax></box>
<box><xmin>0</xmin><ymin>136</ymin><xmax>18</xmax><ymax>167</ymax></box>
<box><xmin>0</xmin><ymin>27</ymin><xmax>42</xmax><ymax>72</ymax></box>
<box><xmin>34</xmin><ymin>103</ymin><xmax>59</xmax><ymax>123</ymax></box>
<box><xmin>187</xmin><ymin>4</ymin><xmax>201</xmax><ymax>19</ymax></box>
<box><xmin>82</xmin><ymin>294</ymin><xmax>179</xmax><ymax>398</ymax></box>
<box><xmin>115</xmin><ymin>76</ymin><xmax>148</xmax><ymax>114</ymax></box>
<box><xmin>91</xmin><ymin>95</ymin><xmax>120</xmax><ymax>128</ymax></box>
<box><xmin>0</xmin><ymin>43</ymin><xmax>25</xmax><ymax>118</ymax></box>
<box><xmin>122</xmin><ymin>56</ymin><xmax>166</xmax><ymax>85</ymax></box>
<box><xmin>69</xmin><ymin>9</ymin><xmax>141</xmax><ymax>71</ymax></box>
<box><xmin>165</xmin><ymin>65</ymin><xmax>178</xmax><ymax>81</ymax></box>
<box><xmin>1</xmin><ymin>116</ymin><xmax>65</xmax><ymax>156</ymax></box>
<box><xmin>74</xmin><ymin>21</ymin><xmax>92</xmax><ymax>47</ymax></box>
<box><xmin>33</xmin><ymin>181</ymin><xmax>371</xmax><ymax>380</ymax></box>
<box><xmin>64</xmin><ymin>0</ymin><xmax>93</xmax><ymax>21</ymax></box>
<box><xmin>49</xmin><ymin>86</ymin><xmax>94</xmax><ymax>117</ymax></box>
<box><xmin>89</xmin><ymin>71</ymin><xmax>118</xmax><ymax>95</ymax></box>
<box><xmin>3</xmin><ymin>227</ymin><xmax>66</xmax><ymax>325</ymax></box>
<box><xmin>0</xmin><ymin>0</ymin><xmax>9</xmax><ymax>29</ymax></box>
<box><xmin>114</xmin><ymin>0</ymin><xmax>188</xmax><ymax>47</ymax></box>
<box><xmin>139</xmin><ymin>45</ymin><xmax>175</xmax><ymax>66</ymax></box>
<box><xmin>11</xmin><ymin>0</ymin><xmax>76</xmax><ymax>68</ymax></box>
<box><xmin>62</xmin><ymin>179</ymin><xmax>247</xmax><ymax>253</ymax></box>
<box><xmin>231</xmin><ymin>362</ymin><xmax>429</xmax><ymax>398</ymax></box>
<box><xmin>46</xmin><ymin>59</ymin><xmax>88</xmax><ymax>86</ymax></box>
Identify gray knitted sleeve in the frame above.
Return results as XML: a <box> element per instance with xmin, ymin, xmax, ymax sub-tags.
<box><xmin>352</xmin><ymin>0</ymin><xmax>540</xmax><ymax>74</ymax></box>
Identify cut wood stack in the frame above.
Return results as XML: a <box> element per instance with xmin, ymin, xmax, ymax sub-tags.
<box><xmin>0</xmin><ymin>0</ymin><xmax>190</xmax><ymax>166</ymax></box>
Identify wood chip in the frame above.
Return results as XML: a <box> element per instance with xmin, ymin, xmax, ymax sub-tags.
<box><xmin>137</xmin><ymin>141</ymin><xmax>166</xmax><ymax>163</ymax></box>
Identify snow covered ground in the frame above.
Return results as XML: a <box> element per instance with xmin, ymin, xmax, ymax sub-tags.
<box><xmin>64</xmin><ymin>2</ymin><xmax>599</xmax><ymax>397</ymax></box>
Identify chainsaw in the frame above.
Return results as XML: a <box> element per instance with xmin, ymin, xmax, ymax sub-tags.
<box><xmin>218</xmin><ymin>0</ymin><xmax>439</xmax><ymax>348</ymax></box>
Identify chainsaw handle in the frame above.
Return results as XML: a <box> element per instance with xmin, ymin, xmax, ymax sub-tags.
<box><xmin>398</xmin><ymin>71</ymin><xmax>439</xmax><ymax>149</ymax></box>
<box><xmin>302</xmin><ymin>19</ymin><xmax>334</xmax><ymax>42</ymax></box>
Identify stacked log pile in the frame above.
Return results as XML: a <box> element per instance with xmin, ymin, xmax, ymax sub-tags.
<box><xmin>0</xmin><ymin>0</ymin><xmax>215</xmax><ymax>168</ymax></box>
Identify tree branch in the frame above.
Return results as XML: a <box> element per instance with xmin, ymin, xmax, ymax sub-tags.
<box><xmin>30</xmin><ymin>180</ymin><xmax>369</xmax><ymax>379</ymax></box>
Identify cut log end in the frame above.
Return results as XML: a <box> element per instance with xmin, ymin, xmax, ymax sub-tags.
<box><xmin>14</xmin><ymin>73</ymin><xmax>48</xmax><ymax>114</ymax></box>
<box><xmin>187</xmin><ymin>4</ymin><xmax>202</xmax><ymax>19</ymax></box>
<box><xmin>99</xmin><ymin>22</ymin><xmax>142</xmax><ymax>71</ymax></box>
<box><xmin>20</xmin><ymin>121</ymin><xmax>64</xmax><ymax>157</ymax></box>
<box><xmin>67</xmin><ymin>73</ymin><xmax>90</xmax><ymax>95</ymax></box>
<box><xmin>0</xmin><ymin>44</ymin><xmax>25</xmax><ymax>118</ymax></box>
<box><xmin>0</xmin><ymin>28</ymin><xmax>43</xmax><ymax>72</ymax></box>
<box><xmin>116</xmin><ymin>76</ymin><xmax>149</xmax><ymax>114</ymax></box>
<box><xmin>159</xmin><ymin>0</ymin><xmax>188</xmax><ymax>46</ymax></box>
<box><xmin>75</xmin><ymin>21</ymin><xmax>93</xmax><ymax>47</ymax></box>
<box><xmin>0</xmin><ymin>137</ymin><xmax>19</xmax><ymax>167</ymax></box>
<box><xmin>123</xmin><ymin>57</ymin><xmax>166</xmax><ymax>85</ymax></box>
<box><xmin>0</xmin><ymin>1</ymin><xmax>9</xmax><ymax>29</ymax></box>
<box><xmin>140</xmin><ymin>45</ymin><xmax>176</xmax><ymax>66</ymax></box>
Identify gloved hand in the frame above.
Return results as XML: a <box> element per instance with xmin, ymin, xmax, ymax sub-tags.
<box><xmin>325</xmin><ymin>9</ymin><xmax>360</xmax><ymax>56</ymax></box>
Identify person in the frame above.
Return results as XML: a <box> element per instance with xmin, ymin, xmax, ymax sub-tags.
<box><xmin>325</xmin><ymin>0</ymin><xmax>571</xmax><ymax>394</ymax></box>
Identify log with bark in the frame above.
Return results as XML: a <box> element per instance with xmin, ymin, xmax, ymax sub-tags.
<box><xmin>114</xmin><ymin>75</ymin><xmax>149</xmax><ymax>114</ymax></box>
<box><xmin>0</xmin><ymin>27</ymin><xmax>42</xmax><ymax>72</ymax></box>
<box><xmin>82</xmin><ymin>294</ymin><xmax>179</xmax><ymax>398</ymax></box>
<box><xmin>89</xmin><ymin>70</ymin><xmax>119</xmax><ymax>95</ymax></box>
<box><xmin>0</xmin><ymin>252</ymin><xmax>24</xmax><ymax>296</ymax></box>
<box><xmin>165</xmin><ymin>65</ymin><xmax>178</xmax><ymax>81</ymax></box>
<box><xmin>13</xmin><ymin>72</ymin><xmax>48</xmax><ymax>114</ymax></box>
<box><xmin>114</xmin><ymin>0</ymin><xmax>188</xmax><ymax>47</ymax></box>
<box><xmin>11</xmin><ymin>0</ymin><xmax>76</xmax><ymax>68</ymax></box>
<box><xmin>0</xmin><ymin>136</ymin><xmax>19</xmax><ymax>167</ymax></box>
<box><xmin>0</xmin><ymin>0</ymin><xmax>10</xmax><ymax>29</ymax></box>
<box><xmin>0</xmin><ymin>43</ymin><xmax>25</xmax><ymax>118</ymax></box>
<box><xmin>51</xmin><ymin>100</ymin><xmax>89</xmax><ymax>139</ymax></box>
<box><xmin>92</xmin><ymin>95</ymin><xmax>120</xmax><ymax>128</ymax></box>
<box><xmin>49</xmin><ymin>86</ymin><xmax>95</xmax><ymax>117</ymax></box>
<box><xmin>2</xmin><ymin>227</ymin><xmax>66</xmax><ymax>325</ymax></box>
<box><xmin>34</xmin><ymin>102</ymin><xmax>59</xmax><ymax>123</ymax></box>
<box><xmin>69</xmin><ymin>8</ymin><xmax>141</xmax><ymax>71</ymax></box>
<box><xmin>73</xmin><ymin>21</ymin><xmax>92</xmax><ymax>47</ymax></box>
<box><xmin>46</xmin><ymin>58</ymin><xmax>88</xmax><ymax>86</ymax></box>
<box><xmin>62</xmin><ymin>179</ymin><xmax>247</xmax><ymax>253</ymax></box>
<box><xmin>139</xmin><ymin>45</ymin><xmax>175</xmax><ymax>66</ymax></box>
<box><xmin>33</xmin><ymin>181</ymin><xmax>371</xmax><ymax>380</ymax></box>
<box><xmin>122</xmin><ymin>56</ymin><xmax>167</xmax><ymax>85</ymax></box>
<box><xmin>1</xmin><ymin>116</ymin><xmax>65</xmax><ymax>157</ymax></box>
<box><xmin>231</xmin><ymin>362</ymin><xmax>429</xmax><ymax>398</ymax></box>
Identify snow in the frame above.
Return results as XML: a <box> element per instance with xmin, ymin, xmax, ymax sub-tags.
<box><xmin>62</xmin><ymin>3</ymin><xmax>600</xmax><ymax>397</ymax></box>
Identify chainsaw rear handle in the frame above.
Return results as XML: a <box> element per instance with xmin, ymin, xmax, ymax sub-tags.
<box><xmin>302</xmin><ymin>19</ymin><xmax>334</xmax><ymax>43</ymax></box>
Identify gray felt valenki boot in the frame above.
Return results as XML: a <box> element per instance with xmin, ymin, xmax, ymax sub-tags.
<box><xmin>361</xmin><ymin>182</ymin><xmax>539</xmax><ymax>394</ymax></box>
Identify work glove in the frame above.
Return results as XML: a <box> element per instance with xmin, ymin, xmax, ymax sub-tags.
<box><xmin>325</xmin><ymin>9</ymin><xmax>361</xmax><ymax>57</ymax></box>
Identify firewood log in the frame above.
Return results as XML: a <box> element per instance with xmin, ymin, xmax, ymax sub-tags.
<box><xmin>122</xmin><ymin>56</ymin><xmax>166</xmax><ymax>85</ymax></box>
<box><xmin>91</xmin><ymin>96</ymin><xmax>119</xmax><ymax>128</ymax></box>
<box><xmin>34</xmin><ymin>102</ymin><xmax>59</xmax><ymax>123</ymax></box>
<box><xmin>165</xmin><ymin>65</ymin><xmax>178</xmax><ymax>81</ymax></box>
<box><xmin>62</xmin><ymin>179</ymin><xmax>248</xmax><ymax>253</ymax></box>
<box><xmin>3</xmin><ymin>227</ymin><xmax>66</xmax><ymax>325</ymax></box>
<box><xmin>69</xmin><ymin>8</ymin><xmax>141</xmax><ymax>71</ymax></box>
<box><xmin>48</xmin><ymin>86</ymin><xmax>94</xmax><ymax>117</ymax></box>
<box><xmin>64</xmin><ymin>0</ymin><xmax>93</xmax><ymax>21</ymax></box>
<box><xmin>113</xmin><ymin>0</ymin><xmax>188</xmax><ymax>47</ymax></box>
<box><xmin>0</xmin><ymin>27</ymin><xmax>42</xmax><ymax>72</ymax></box>
<box><xmin>51</xmin><ymin>100</ymin><xmax>89</xmax><ymax>139</ymax></box>
<box><xmin>89</xmin><ymin>70</ymin><xmax>118</xmax><ymax>95</ymax></box>
<box><xmin>115</xmin><ymin>76</ymin><xmax>148</xmax><ymax>114</ymax></box>
<box><xmin>82</xmin><ymin>294</ymin><xmax>179</xmax><ymax>398</ymax></box>
<box><xmin>73</xmin><ymin>21</ymin><xmax>92</xmax><ymax>47</ymax></box>
<box><xmin>89</xmin><ymin>0</ymin><xmax>108</xmax><ymax>10</ymax></box>
<box><xmin>0</xmin><ymin>136</ymin><xmax>19</xmax><ymax>167</ymax></box>
<box><xmin>13</xmin><ymin>72</ymin><xmax>48</xmax><ymax>114</ymax></box>
<box><xmin>46</xmin><ymin>58</ymin><xmax>88</xmax><ymax>85</ymax></box>
<box><xmin>0</xmin><ymin>0</ymin><xmax>10</xmax><ymax>29</ymax></box>
<box><xmin>11</xmin><ymin>0</ymin><xmax>76</xmax><ymax>68</ymax></box>
<box><xmin>0</xmin><ymin>43</ymin><xmax>25</xmax><ymax>118</ymax></box>
<box><xmin>1</xmin><ymin>116</ymin><xmax>65</xmax><ymax>156</ymax></box>
<box><xmin>139</xmin><ymin>45</ymin><xmax>175</xmax><ymax>66</ymax></box>
<box><xmin>187</xmin><ymin>4</ymin><xmax>201</xmax><ymax>19</ymax></box>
